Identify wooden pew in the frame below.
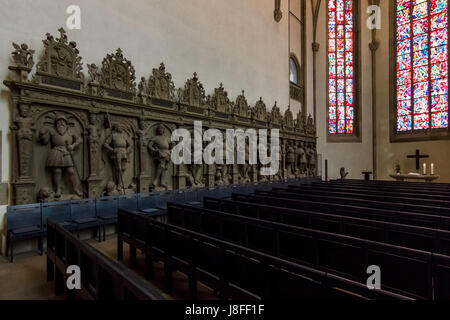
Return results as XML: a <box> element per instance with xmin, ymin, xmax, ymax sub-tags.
<box><xmin>309</xmin><ymin>182</ymin><xmax>450</xmax><ymax>201</ymax></box>
<box><xmin>288</xmin><ymin>184</ymin><xmax>450</xmax><ymax>205</ymax></box>
<box><xmin>230</xmin><ymin>193</ymin><xmax>450</xmax><ymax>231</ymax></box>
<box><xmin>270</xmin><ymin>188</ymin><xmax>450</xmax><ymax>216</ymax></box>
<box><xmin>327</xmin><ymin>180</ymin><xmax>450</xmax><ymax>195</ymax></box>
<box><xmin>167</xmin><ymin>202</ymin><xmax>450</xmax><ymax>300</ymax></box>
<box><xmin>332</xmin><ymin>179</ymin><xmax>450</xmax><ymax>189</ymax></box>
<box><xmin>117</xmin><ymin>209</ymin><xmax>409</xmax><ymax>300</ymax></box>
<box><xmin>255</xmin><ymin>189</ymin><xmax>450</xmax><ymax>217</ymax></box>
<box><xmin>46</xmin><ymin>219</ymin><xmax>165</xmax><ymax>300</ymax></box>
<box><xmin>202</xmin><ymin>197</ymin><xmax>450</xmax><ymax>255</ymax></box>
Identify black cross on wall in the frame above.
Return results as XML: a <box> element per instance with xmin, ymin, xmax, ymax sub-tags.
<box><xmin>407</xmin><ymin>149</ymin><xmax>429</xmax><ymax>171</ymax></box>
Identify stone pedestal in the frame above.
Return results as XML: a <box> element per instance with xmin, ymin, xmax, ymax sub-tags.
<box><xmin>89</xmin><ymin>83</ymin><xmax>101</xmax><ymax>96</ymax></box>
<box><xmin>13</xmin><ymin>180</ymin><xmax>35</xmax><ymax>204</ymax></box>
<box><xmin>87</xmin><ymin>177</ymin><xmax>103</xmax><ymax>198</ymax></box>
<box><xmin>137</xmin><ymin>174</ymin><xmax>152</xmax><ymax>193</ymax></box>
<box><xmin>9</xmin><ymin>66</ymin><xmax>31</xmax><ymax>82</ymax></box>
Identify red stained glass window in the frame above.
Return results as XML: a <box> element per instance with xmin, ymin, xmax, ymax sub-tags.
<box><xmin>328</xmin><ymin>0</ymin><xmax>356</xmax><ymax>135</ymax></box>
<box><xmin>395</xmin><ymin>0</ymin><xmax>449</xmax><ymax>132</ymax></box>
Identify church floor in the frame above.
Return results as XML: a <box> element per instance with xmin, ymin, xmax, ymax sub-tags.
<box><xmin>0</xmin><ymin>235</ymin><xmax>218</xmax><ymax>300</ymax></box>
<box><xmin>0</xmin><ymin>252</ymin><xmax>60</xmax><ymax>300</ymax></box>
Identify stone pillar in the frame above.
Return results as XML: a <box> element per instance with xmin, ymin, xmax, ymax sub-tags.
<box><xmin>173</xmin><ymin>164</ymin><xmax>186</xmax><ymax>190</ymax></box>
<box><xmin>13</xmin><ymin>181</ymin><xmax>35</xmax><ymax>205</ymax></box>
<box><xmin>137</xmin><ymin>119</ymin><xmax>151</xmax><ymax>193</ymax></box>
<box><xmin>250</xmin><ymin>165</ymin><xmax>258</xmax><ymax>183</ymax></box>
<box><xmin>13</xmin><ymin>101</ymin><xmax>36</xmax><ymax>204</ymax></box>
<box><xmin>205</xmin><ymin>164</ymin><xmax>216</xmax><ymax>188</ymax></box>
<box><xmin>231</xmin><ymin>164</ymin><xmax>239</xmax><ymax>185</ymax></box>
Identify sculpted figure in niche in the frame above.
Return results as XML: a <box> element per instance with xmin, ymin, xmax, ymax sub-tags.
<box><xmin>104</xmin><ymin>181</ymin><xmax>120</xmax><ymax>196</ymax></box>
<box><xmin>215</xmin><ymin>164</ymin><xmax>225</xmax><ymax>186</ymax></box>
<box><xmin>186</xmin><ymin>162</ymin><xmax>205</xmax><ymax>188</ymax></box>
<box><xmin>215</xmin><ymin>163</ymin><xmax>230</xmax><ymax>186</ymax></box>
<box><xmin>87</xmin><ymin>63</ymin><xmax>100</xmax><ymax>83</ymax></box>
<box><xmin>38</xmin><ymin>115</ymin><xmax>83</xmax><ymax>198</ymax></box>
<box><xmin>148</xmin><ymin>125</ymin><xmax>173</xmax><ymax>191</ymax></box>
<box><xmin>15</xmin><ymin>104</ymin><xmax>34</xmax><ymax>179</ymax></box>
<box><xmin>307</xmin><ymin>142</ymin><xmax>317</xmax><ymax>176</ymax></box>
<box><xmin>286</xmin><ymin>140</ymin><xmax>296</xmax><ymax>177</ymax></box>
<box><xmin>279</xmin><ymin>139</ymin><xmax>286</xmax><ymax>178</ymax></box>
<box><xmin>185</xmin><ymin>139</ymin><xmax>204</xmax><ymax>188</ymax></box>
<box><xmin>38</xmin><ymin>187</ymin><xmax>55</xmax><ymax>203</ymax></box>
<box><xmin>238</xmin><ymin>144</ymin><xmax>251</xmax><ymax>183</ymax></box>
<box><xmin>12</xmin><ymin>43</ymin><xmax>35</xmax><ymax>69</ymax></box>
<box><xmin>103</xmin><ymin>123</ymin><xmax>132</xmax><ymax>193</ymax></box>
<box><xmin>297</xmin><ymin>141</ymin><xmax>307</xmax><ymax>175</ymax></box>
<box><xmin>307</xmin><ymin>115</ymin><xmax>316</xmax><ymax>135</ymax></box>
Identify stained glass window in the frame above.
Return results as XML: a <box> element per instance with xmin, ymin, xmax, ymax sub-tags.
<box><xmin>395</xmin><ymin>0</ymin><xmax>449</xmax><ymax>133</ymax></box>
<box><xmin>290</xmin><ymin>57</ymin><xmax>299</xmax><ymax>84</ymax></box>
<box><xmin>328</xmin><ymin>0</ymin><xmax>356</xmax><ymax>135</ymax></box>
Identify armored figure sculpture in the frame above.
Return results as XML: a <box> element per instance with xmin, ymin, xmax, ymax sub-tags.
<box><xmin>148</xmin><ymin>125</ymin><xmax>173</xmax><ymax>191</ymax></box>
<box><xmin>297</xmin><ymin>141</ymin><xmax>307</xmax><ymax>175</ymax></box>
<box><xmin>279</xmin><ymin>139</ymin><xmax>285</xmax><ymax>179</ymax></box>
<box><xmin>38</xmin><ymin>115</ymin><xmax>83</xmax><ymax>198</ymax></box>
<box><xmin>103</xmin><ymin>123</ymin><xmax>132</xmax><ymax>193</ymax></box>
<box><xmin>307</xmin><ymin>142</ymin><xmax>317</xmax><ymax>176</ymax></box>
<box><xmin>286</xmin><ymin>140</ymin><xmax>296</xmax><ymax>177</ymax></box>
<box><xmin>238</xmin><ymin>144</ymin><xmax>251</xmax><ymax>183</ymax></box>
<box><xmin>15</xmin><ymin>104</ymin><xmax>34</xmax><ymax>179</ymax></box>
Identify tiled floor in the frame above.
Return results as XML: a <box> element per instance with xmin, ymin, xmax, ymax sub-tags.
<box><xmin>0</xmin><ymin>234</ymin><xmax>218</xmax><ymax>300</ymax></box>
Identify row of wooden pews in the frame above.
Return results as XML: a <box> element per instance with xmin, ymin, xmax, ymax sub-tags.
<box><xmin>117</xmin><ymin>179</ymin><xmax>450</xmax><ymax>300</ymax></box>
<box><xmin>117</xmin><ymin>208</ymin><xmax>409</xmax><ymax>300</ymax></box>
<box><xmin>46</xmin><ymin>219</ymin><xmax>165</xmax><ymax>300</ymax></box>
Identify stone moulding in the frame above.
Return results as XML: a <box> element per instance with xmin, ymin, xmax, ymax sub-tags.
<box><xmin>4</xmin><ymin>27</ymin><xmax>318</xmax><ymax>205</ymax></box>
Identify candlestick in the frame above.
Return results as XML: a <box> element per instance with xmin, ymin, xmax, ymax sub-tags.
<box><xmin>423</xmin><ymin>163</ymin><xmax>427</xmax><ymax>175</ymax></box>
<box><xmin>431</xmin><ymin>163</ymin><xmax>434</xmax><ymax>175</ymax></box>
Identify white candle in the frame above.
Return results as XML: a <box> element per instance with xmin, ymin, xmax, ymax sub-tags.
<box><xmin>431</xmin><ymin>163</ymin><xmax>434</xmax><ymax>175</ymax></box>
<box><xmin>423</xmin><ymin>163</ymin><xmax>427</xmax><ymax>175</ymax></box>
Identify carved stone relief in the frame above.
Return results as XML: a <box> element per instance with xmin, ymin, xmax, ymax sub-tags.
<box><xmin>99</xmin><ymin>48</ymin><xmax>136</xmax><ymax>100</ymax></box>
<box><xmin>4</xmin><ymin>27</ymin><xmax>318</xmax><ymax>205</ymax></box>
<box><xmin>208</xmin><ymin>83</ymin><xmax>232</xmax><ymax>114</ymax></box>
<box><xmin>284</xmin><ymin>106</ymin><xmax>294</xmax><ymax>128</ymax></box>
<box><xmin>269</xmin><ymin>102</ymin><xmax>282</xmax><ymax>126</ymax></box>
<box><xmin>252</xmin><ymin>97</ymin><xmax>268</xmax><ymax>123</ymax></box>
<box><xmin>36</xmin><ymin>28</ymin><xmax>83</xmax><ymax>82</ymax></box>
<box><xmin>36</xmin><ymin>111</ymin><xmax>84</xmax><ymax>200</ymax></box>
<box><xmin>233</xmin><ymin>90</ymin><xmax>251</xmax><ymax>119</ymax></box>
<box><xmin>147</xmin><ymin>124</ymin><xmax>174</xmax><ymax>191</ymax></box>
<box><xmin>147</xmin><ymin>63</ymin><xmax>176</xmax><ymax>101</ymax></box>
<box><xmin>179</xmin><ymin>73</ymin><xmax>206</xmax><ymax>111</ymax></box>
